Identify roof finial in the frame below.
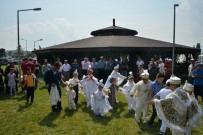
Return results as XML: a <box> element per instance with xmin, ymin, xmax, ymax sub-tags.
<box><xmin>113</xmin><ymin>18</ymin><xmax>115</xmax><ymax>26</ymax></box>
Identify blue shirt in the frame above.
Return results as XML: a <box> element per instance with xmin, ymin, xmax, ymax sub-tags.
<box><xmin>192</xmin><ymin>69</ymin><xmax>203</xmax><ymax>85</ymax></box>
<box><xmin>150</xmin><ymin>80</ymin><xmax>164</xmax><ymax>97</ymax></box>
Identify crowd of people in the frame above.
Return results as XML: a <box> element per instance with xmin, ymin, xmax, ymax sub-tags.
<box><xmin>0</xmin><ymin>55</ymin><xmax>203</xmax><ymax>135</ymax></box>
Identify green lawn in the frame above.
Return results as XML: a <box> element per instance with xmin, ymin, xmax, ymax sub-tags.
<box><xmin>0</xmin><ymin>82</ymin><xmax>203</xmax><ymax>135</ymax></box>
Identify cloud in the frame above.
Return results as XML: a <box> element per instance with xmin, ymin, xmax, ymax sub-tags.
<box><xmin>0</xmin><ymin>18</ymin><xmax>87</xmax><ymax>51</ymax></box>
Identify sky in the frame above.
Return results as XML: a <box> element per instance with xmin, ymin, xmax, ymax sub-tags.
<box><xmin>0</xmin><ymin>0</ymin><xmax>202</xmax><ymax>51</ymax></box>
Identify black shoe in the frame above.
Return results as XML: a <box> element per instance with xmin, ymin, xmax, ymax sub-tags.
<box><xmin>159</xmin><ymin>131</ymin><xmax>165</xmax><ymax>135</ymax></box>
<box><xmin>57</xmin><ymin>102</ymin><xmax>63</xmax><ymax>110</ymax></box>
<box><xmin>52</xmin><ymin>106</ymin><xmax>58</xmax><ymax>112</ymax></box>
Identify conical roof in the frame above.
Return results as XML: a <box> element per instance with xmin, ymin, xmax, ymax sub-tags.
<box><xmin>91</xmin><ymin>19</ymin><xmax>138</xmax><ymax>36</ymax></box>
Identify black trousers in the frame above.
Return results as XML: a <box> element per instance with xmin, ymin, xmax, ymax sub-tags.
<box><xmin>74</xmin><ymin>84</ymin><xmax>79</xmax><ymax>104</ymax></box>
<box><xmin>194</xmin><ymin>85</ymin><xmax>203</xmax><ymax>101</ymax></box>
<box><xmin>148</xmin><ymin>105</ymin><xmax>157</xmax><ymax>125</ymax></box>
<box><xmin>27</xmin><ymin>86</ymin><xmax>35</xmax><ymax>102</ymax></box>
<box><xmin>98</xmin><ymin>68</ymin><xmax>105</xmax><ymax>80</ymax></box>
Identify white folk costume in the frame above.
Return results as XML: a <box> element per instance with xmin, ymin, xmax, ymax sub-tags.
<box><xmin>50</xmin><ymin>86</ymin><xmax>61</xmax><ymax>106</ymax></box>
<box><xmin>154</xmin><ymin>76</ymin><xmax>202</xmax><ymax>135</ymax></box>
<box><xmin>81</xmin><ymin>66</ymin><xmax>98</xmax><ymax>107</ymax></box>
<box><xmin>66</xmin><ymin>82</ymin><xmax>76</xmax><ymax>110</ymax></box>
<box><xmin>120</xmin><ymin>72</ymin><xmax>135</xmax><ymax>110</ymax></box>
<box><xmin>130</xmin><ymin>70</ymin><xmax>151</xmax><ymax>123</ymax></box>
<box><xmin>103</xmin><ymin>65</ymin><xmax>126</xmax><ymax>89</ymax></box>
<box><xmin>91</xmin><ymin>80</ymin><xmax>112</xmax><ymax>116</ymax></box>
<box><xmin>69</xmin><ymin>69</ymin><xmax>81</xmax><ymax>104</ymax></box>
<box><xmin>183</xmin><ymin>81</ymin><xmax>202</xmax><ymax>135</ymax></box>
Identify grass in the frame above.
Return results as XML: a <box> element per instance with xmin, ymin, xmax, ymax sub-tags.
<box><xmin>0</xmin><ymin>83</ymin><xmax>203</xmax><ymax>135</ymax></box>
<box><xmin>0</xmin><ymin>65</ymin><xmax>203</xmax><ymax>135</ymax></box>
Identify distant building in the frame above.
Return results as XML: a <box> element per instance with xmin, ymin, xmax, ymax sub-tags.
<box><xmin>33</xmin><ymin>19</ymin><xmax>200</xmax><ymax>66</ymax></box>
<box><xmin>0</xmin><ymin>48</ymin><xmax>5</xmax><ymax>58</ymax></box>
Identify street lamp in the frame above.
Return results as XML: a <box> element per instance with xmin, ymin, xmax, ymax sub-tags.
<box><xmin>34</xmin><ymin>39</ymin><xmax>43</xmax><ymax>50</ymax></box>
<box><xmin>17</xmin><ymin>8</ymin><xmax>41</xmax><ymax>82</ymax></box>
<box><xmin>172</xmin><ymin>4</ymin><xmax>179</xmax><ymax>75</ymax></box>
<box><xmin>21</xmin><ymin>38</ymin><xmax>27</xmax><ymax>56</ymax></box>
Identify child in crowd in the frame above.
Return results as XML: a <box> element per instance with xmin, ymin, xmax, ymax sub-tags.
<box><xmin>24</xmin><ymin>67</ymin><xmax>41</xmax><ymax>103</ymax></box>
<box><xmin>108</xmin><ymin>77</ymin><xmax>119</xmax><ymax>109</ymax></box>
<box><xmin>7</xmin><ymin>68</ymin><xmax>17</xmax><ymax>96</ymax></box>
<box><xmin>21</xmin><ymin>77</ymin><xmax>27</xmax><ymax>95</ymax></box>
<box><xmin>91</xmin><ymin>79</ymin><xmax>112</xmax><ymax>116</ymax></box>
<box><xmin>65</xmin><ymin>80</ymin><xmax>76</xmax><ymax>110</ymax></box>
<box><xmin>120</xmin><ymin>72</ymin><xmax>135</xmax><ymax>111</ymax></box>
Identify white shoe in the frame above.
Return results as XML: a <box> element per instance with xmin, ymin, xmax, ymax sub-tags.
<box><xmin>135</xmin><ymin>118</ymin><xmax>140</xmax><ymax>123</ymax></box>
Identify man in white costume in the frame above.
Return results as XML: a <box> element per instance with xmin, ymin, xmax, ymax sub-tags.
<box><xmin>130</xmin><ymin>70</ymin><xmax>152</xmax><ymax>123</ymax></box>
<box><xmin>81</xmin><ymin>65</ymin><xmax>98</xmax><ymax>107</ymax></box>
<box><xmin>151</xmin><ymin>75</ymin><xmax>202</xmax><ymax>135</ymax></box>
<box><xmin>183</xmin><ymin>81</ymin><xmax>202</xmax><ymax>135</ymax></box>
<box><xmin>120</xmin><ymin>71</ymin><xmax>135</xmax><ymax>110</ymax></box>
<box><xmin>91</xmin><ymin>79</ymin><xmax>112</xmax><ymax>116</ymax></box>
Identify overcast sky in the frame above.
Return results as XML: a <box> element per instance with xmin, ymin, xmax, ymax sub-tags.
<box><xmin>0</xmin><ymin>0</ymin><xmax>202</xmax><ymax>51</ymax></box>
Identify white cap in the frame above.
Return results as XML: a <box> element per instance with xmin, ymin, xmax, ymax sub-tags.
<box><xmin>140</xmin><ymin>70</ymin><xmax>149</xmax><ymax>79</ymax></box>
<box><xmin>82</xmin><ymin>75</ymin><xmax>86</xmax><ymax>79</ymax></box>
<box><xmin>183</xmin><ymin>80</ymin><xmax>194</xmax><ymax>92</ymax></box>
<box><xmin>73</xmin><ymin>69</ymin><xmax>78</xmax><ymax>74</ymax></box>
<box><xmin>68</xmin><ymin>80</ymin><xmax>75</xmax><ymax>88</ymax></box>
<box><xmin>87</xmin><ymin>65</ymin><xmax>93</xmax><ymax>72</ymax></box>
<box><xmin>115</xmin><ymin>59</ymin><xmax>118</xmax><ymax>62</ymax></box>
<box><xmin>169</xmin><ymin>75</ymin><xmax>181</xmax><ymax>85</ymax></box>
<box><xmin>98</xmin><ymin>79</ymin><xmax>104</xmax><ymax>87</ymax></box>
<box><xmin>114</xmin><ymin>64</ymin><xmax>119</xmax><ymax>69</ymax></box>
<box><xmin>166</xmin><ymin>79</ymin><xmax>171</xmax><ymax>84</ymax></box>
<box><xmin>128</xmin><ymin>71</ymin><xmax>134</xmax><ymax>79</ymax></box>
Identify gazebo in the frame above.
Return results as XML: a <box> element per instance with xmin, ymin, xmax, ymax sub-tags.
<box><xmin>33</xmin><ymin>19</ymin><xmax>200</xmax><ymax>67</ymax></box>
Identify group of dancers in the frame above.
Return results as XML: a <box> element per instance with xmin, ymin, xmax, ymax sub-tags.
<box><xmin>45</xmin><ymin>62</ymin><xmax>202</xmax><ymax>135</ymax></box>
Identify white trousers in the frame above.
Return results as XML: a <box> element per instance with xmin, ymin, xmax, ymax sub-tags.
<box><xmin>135</xmin><ymin>98</ymin><xmax>148</xmax><ymax>121</ymax></box>
<box><xmin>160</xmin><ymin>121</ymin><xmax>167</xmax><ymax>133</ymax></box>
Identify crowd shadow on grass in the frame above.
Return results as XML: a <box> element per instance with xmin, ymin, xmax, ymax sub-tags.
<box><xmin>136</xmin><ymin>121</ymin><xmax>172</xmax><ymax>135</ymax></box>
<box><xmin>38</xmin><ymin>111</ymin><xmax>61</xmax><ymax>128</ymax></box>
<box><xmin>17</xmin><ymin>103</ymin><xmax>31</xmax><ymax>112</ymax></box>
<box><xmin>80</xmin><ymin>101</ymin><xmax>113</xmax><ymax>125</ymax></box>
<box><xmin>123</xmin><ymin>109</ymin><xmax>135</xmax><ymax>118</ymax></box>
<box><xmin>110</xmin><ymin>102</ymin><xmax>127</xmax><ymax>118</ymax></box>
<box><xmin>63</xmin><ymin>107</ymin><xmax>75</xmax><ymax>117</ymax></box>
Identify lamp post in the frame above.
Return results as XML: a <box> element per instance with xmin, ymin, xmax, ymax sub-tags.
<box><xmin>172</xmin><ymin>4</ymin><xmax>179</xmax><ymax>75</ymax></box>
<box><xmin>34</xmin><ymin>39</ymin><xmax>43</xmax><ymax>50</ymax></box>
<box><xmin>17</xmin><ymin>8</ymin><xmax>41</xmax><ymax>82</ymax></box>
<box><xmin>21</xmin><ymin>38</ymin><xmax>27</xmax><ymax>56</ymax></box>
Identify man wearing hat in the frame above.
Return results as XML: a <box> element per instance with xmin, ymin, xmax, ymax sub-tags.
<box><xmin>91</xmin><ymin>79</ymin><xmax>112</xmax><ymax>116</ymax></box>
<box><xmin>81</xmin><ymin>65</ymin><xmax>98</xmax><ymax>107</ymax></box>
<box><xmin>121</xmin><ymin>71</ymin><xmax>135</xmax><ymax>111</ymax></box>
<box><xmin>192</xmin><ymin>63</ymin><xmax>203</xmax><ymax>101</ymax></box>
<box><xmin>151</xmin><ymin>75</ymin><xmax>201</xmax><ymax>135</ymax></box>
<box><xmin>130</xmin><ymin>70</ymin><xmax>152</xmax><ymax>123</ymax></box>
<box><xmin>188</xmin><ymin>59</ymin><xmax>195</xmax><ymax>84</ymax></box>
<box><xmin>183</xmin><ymin>81</ymin><xmax>202</xmax><ymax>135</ymax></box>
